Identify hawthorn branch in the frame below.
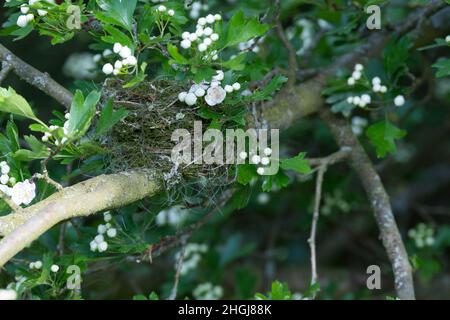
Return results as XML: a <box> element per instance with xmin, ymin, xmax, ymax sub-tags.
<box><xmin>0</xmin><ymin>43</ymin><xmax>73</xmax><ymax>109</ymax></box>
<box><xmin>319</xmin><ymin>108</ymin><xmax>415</xmax><ymax>300</ymax></box>
<box><xmin>0</xmin><ymin>171</ymin><xmax>161</xmax><ymax>267</ymax></box>
<box><xmin>0</xmin><ymin>62</ymin><xmax>12</xmax><ymax>85</ymax></box>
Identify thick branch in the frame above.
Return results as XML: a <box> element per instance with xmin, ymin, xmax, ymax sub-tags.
<box><xmin>0</xmin><ymin>171</ymin><xmax>161</xmax><ymax>267</ymax></box>
<box><xmin>319</xmin><ymin>109</ymin><xmax>415</xmax><ymax>300</ymax></box>
<box><xmin>0</xmin><ymin>44</ymin><xmax>73</xmax><ymax>109</ymax></box>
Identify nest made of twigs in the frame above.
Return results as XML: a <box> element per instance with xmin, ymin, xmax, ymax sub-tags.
<box><xmin>98</xmin><ymin>79</ymin><xmax>234</xmax><ymax>205</ymax></box>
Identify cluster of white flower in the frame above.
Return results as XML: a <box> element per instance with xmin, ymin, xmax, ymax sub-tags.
<box><xmin>29</xmin><ymin>260</ymin><xmax>43</xmax><ymax>270</ymax></box>
<box><xmin>347</xmin><ymin>94</ymin><xmax>371</xmax><ymax>108</ymax></box>
<box><xmin>346</xmin><ymin>64</ymin><xmax>406</xmax><ymax>108</ymax></box>
<box><xmin>351</xmin><ymin>116</ymin><xmax>368</xmax><ymax>136</ymax></box>
<box><xmin>179</xmin><ymin>14</ymin><xmax>221</xmax><ymax>53</ymax></box>
<box><xmin>102</xmin><ymin>43</ymin><xmax>137</xmax><ymax>76</ymax></box>
<box><xmin>176</xmin><ymin>243</ymin><xmax>208</xmax><ymax>275</ymax></box>
<box><xmin>89</xmin><ymin>212</ymin><xmax>117</xmax><ymax>253</ymax></box>
<box><xmin>408</xmin><ymin>223</ymin><xmax>435</xmax><ymax>248</ymax></box>
<box><xmin>238</xmin><ymin>38</ymin><xmax>260</xmax><ymax>53</ymax></box>
<box><xmin>155</xmin><ymin>4</ymin><xmax>175</xmax><ymax>16</ymax></box>
<box><xmin>1</xmin><ymin>161</ymin><xmax>37</xmax><ymax>206</ymax></box>
<box><xmin>370</xmin><ymin>77</ymin><xmax>387</xmax><ymax>93</ymax></box>
<box><xmin>178</xmin><ymin>71</ymin><xmax>241</xmax><ymax>107</ymax></box>
<box><xmin>446</xmin><ymin>35</ymin><xmax>450</xmax><ymax>43</ymax></box>
<box><xmin>29</xmin><ymin>260</ymin><xmax>59</xmax><ymax>273</ymax></box>
<box><xmin>347</xmin><ymin>63</ymin><xmax>364</xmax><ymax>86</ymax></box>
<box><xmin>239</xmin><ymin>147</ymin><xmax>272</xmax><ymax>176</ymax></box>
<box><xmin>156</xmin><ymin>205</ymin><xmax>188</xmax><ymax>226</ymax></box>
<box><xmin>193</xmin><ymin>282</ymin><xmax>223</xmax><ymax>300</ymax></box>
<box><xmin>41</xmin><ymin>112</ymin><xmax>71</xmax><ymax>146</ymax></box>
<box><xmin>16</xmin><ymin>0</ymin><xmax>55</xmax><ymax>28</ymax></box>
<box><xmin>187</xmin><ymin>1</ymin><xmax>209</xmax><ymax>19</ymax></box>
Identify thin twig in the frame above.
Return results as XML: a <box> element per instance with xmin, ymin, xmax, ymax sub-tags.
<box><xmin>168</xmin><ymin>238</ymin><xmax>187</xmax><ymax>300</ymax></box>
<box><xmin>274</xmin><ymin>0</ymin><xmax>299</xmax><ymax>87</ymax></box>
<box><xmin>308</xmin><ymin>164</ymin><xmax>327</xmax><ymax>298</ymax></box>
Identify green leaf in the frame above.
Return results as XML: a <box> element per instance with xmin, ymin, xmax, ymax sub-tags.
<box><xmin>432</xmin><ymin>59</ymin><xmax>450</xmax><ymax>78</ymax></box>
<box><xmin>245</xmin><ymin>75</ymin><xmax>287</xmax><ymax>102</ymax></box>
<box><xmin>6</xmin><ymin>120</ymin><xmax>20</xmax><ymax>152</ymax></box>
<box><xmin>96</xmin><ymin>0</ymin><xmax>137</xmax><ymax>31</ymax></box>
<box><xmin>237</xmin><ymin>164</ymin><xmax>257</xmax><ymax>185</ymax></box>
<box><xmin>261</xmin><ymin>170</ymin><xmax>290</xmax><ymax>192</ymax></box>
<box><xmin>101</xmin><ymin>25</ymin><xmax>133</xmax><ymax>46</ymax></box>
<box><xmin>366</xmin><ymin>121</ymin><xmax>407</xmax><ymax>158</ymax></box>
<box><xmin>0</xmin><ymin>87</ymin><xmax>45</xmax><ymax>125</ymax></box>
<box><xmin>226</xmin><ymin>11</ymin><xmax>270</xmax><ymax>47</ymax></box>
<box><xmin>167</xmin><ymin>44</ymin><xmax>188</xmax><ymax>65</ymax></box>
<box><xmin>96</xmin><ymin>100</ymin><xmax>129</xmax><ymax>136</ymax></box>
<box><xmin>383</xmin><ymin>36</ymin><xmax>412</xmax><ymax>79</ymax></box>
<box><xmin>68</xmin><ymin>90</ymin><xmax>101</xmax><ymax>139</ymax></box>
<box><xmin>230</xmin><ymin>184</ymin><xmax>251</xmax><ymax>209</ymax></box>
<box><xmin>221</xmin><ymin>53</ymin><xmax>247</xmax><ymax>71</ymax></box>
<box><xmin>280</xmin><ymin>152</ymin><xmax>312</xmax><ymax>174</ymax></box>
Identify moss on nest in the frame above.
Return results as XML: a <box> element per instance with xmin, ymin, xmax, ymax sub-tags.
<box><xmin>98</xmin><ymin>79</ymin><xmax>235</xmax><ymax>205</ymax></box>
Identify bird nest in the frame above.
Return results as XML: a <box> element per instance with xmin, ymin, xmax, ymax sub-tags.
<box><xmin>98</xmin><ymin>79</ymin><xmax>235</xmax><ymax>205</ymax></box>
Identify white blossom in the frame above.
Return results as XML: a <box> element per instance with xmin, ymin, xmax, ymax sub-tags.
<box><xmin>257</xmin><ymin>167</ymin><xmax>265</xmax><ymax>175</ymax></box>
<box><xmin>225</xmin><ymin>85</ymin><xmax>233</xmax><ymax>93</ymax></box>
<box><xmin>37</xmin><ymin>9</ymin><xmax>47</xmax><ymax>16</ymax></box>
<box><xmin>261</xmin><ymin>157</ymin><xmax>270</xmax><ymax>165</ymax></box>
<box><xmin>98</xmin><ymin>241</ymin><xmax>108</xmax><ymax>252</ymax></box>
<box><xmin>394</xmin><ymin>95</ymin><xmax>405</xmax><ymax>107</ymax></box>
<box><xmin>204</xmin><ymin>86</ymin><xmax>226</xmax><ymax>106</ymax></box>
<box><xmin>50</xmin><ymin>265</ymin><xmax>59</xmax><ymax>273</ymax></box>
<box><xmin>98</xmin><ymin>224</ymin><xmax>107</xmax><ymax>234</ymax></box>
<box><xmin>263</xmin><ymin>148</ymin><xmax>272</xmax><ymax>156</ymax></box>
<box><xmin>210</xmin><ymin>33</ymin><xmax>219</xmax><ymax>41</ymax></box>
<box><xmin>113</xmin><ymin>43</ymin><xmax>122</xmax><ymax>53</ymax></box>
<box><xmin>194</xmin><ymin>88</ymin><xmax>206</xmax><ymax>97</ymax></box>
<box><xmin>203</xmin><ymin>27</ymin><xmax>213</xmax><ymax>36</ymax></box>
<box><xmin>107</xmin><ymin>228</ymin><xmax>117</xmax><ymax>238</ymax></box>
<box><xmin>10</xmin><ymin>180</ymin><xmax>36</xmax><ymax>206</ymax></box>
<box><xmin>0</xmin><ymin>175</ymin><xmax>8</xmax><ymax>185</ymax></box>
<box><xmin>119</xmin><ymin>46</ymin><xmax>132</xmax><ymax>59</ymax></box>
<box><xmin>102</xmin><ymin>63</ymin><xmax>114</xmax><ymax>75</ymax></box>
<box><xmin>178</xmin><ymin>91</ymin><xmax>188</xmax><ymax>102</ymax></box>
<box><xmin>232</xmin><ymin>82</ymin><xmax>241</xmax><ymax>91</ymax></box>
<box><xmin>185</xmin><ymin>93</ymin><xmax>197</xmax><ymax>106</ymax></box>
<box><xmin>251</xmin><ymin>155</ymin><xmax>261</xmax><ymax>164</ymax></box>
<box><xmin>181</xmin><ymin>39</ymin><xmax>191</xmax><ymax>49</ymax></box>
<box><xmin>17</xmin><ymin>15</ymin><xmax>28</xmax><ymax>28</ymax></box>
